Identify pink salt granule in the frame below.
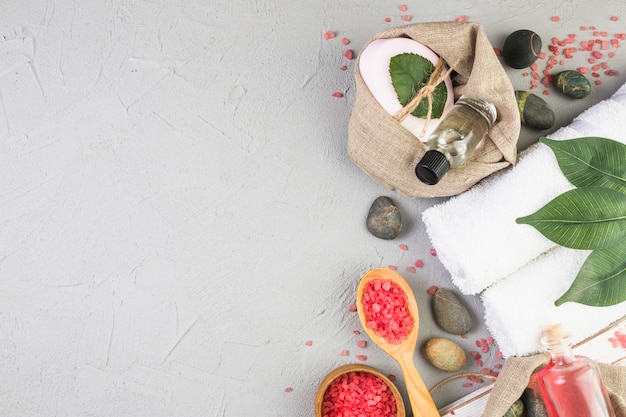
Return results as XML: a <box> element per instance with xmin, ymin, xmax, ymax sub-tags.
<box><xmin>321</xmin><ymin>371</ymin><xmax>398</xmax><ymax>417</ymax></box>
<box><xmin>362</xmin><ymin>279</ymin><xmax>414</xmax><ymax>344</ymax></box>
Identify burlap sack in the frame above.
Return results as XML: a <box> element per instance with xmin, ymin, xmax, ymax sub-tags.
<box><xmin>482</xmin><ymin>354</ymin><xmax>626</xmax><ymax>417</ymax></box>
<box><xmin>348</xmin><ymin>21</ymin><xmax>521</xmax><ymax>198</ymax></box>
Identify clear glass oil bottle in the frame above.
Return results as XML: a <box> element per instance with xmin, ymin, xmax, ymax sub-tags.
<box><xmin>415</xmin><ymin>96</ymin><xmax>497</xmax><ymax>185</ymax></box>
<box><xmin>537</xmin><ymin>323</ymin><xmax>616</xmax><ymax>417</ymax></box>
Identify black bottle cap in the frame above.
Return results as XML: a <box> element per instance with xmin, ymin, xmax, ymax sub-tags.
<box><xmin>415</xmin><ymin>150</ymin><xmax>450</xmax><ymax>185</ymax></box>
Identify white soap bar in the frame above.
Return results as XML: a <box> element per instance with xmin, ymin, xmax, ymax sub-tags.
<box><xmin>359</xmin><ymin>38</ymin><xmax>455</xmax><ymax>141</ymax></box>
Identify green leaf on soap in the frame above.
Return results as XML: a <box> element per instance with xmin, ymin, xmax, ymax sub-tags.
<box><xmin>516</xmin><ymin>186</ymin><xmax>626</xmax><ymax>250</ymax></box>
<box><xmin>555</xmin><ymin>240</ymin><xmax>626</xmax><ymax>307</ymax></box>
<box><xmin>540</xmin><ymin>136</ymin><xmax>626</xmax><ymax>194</ymax></box>
<box><xmin>389</xmin><ymin>53</ymin><xmax>448</xmax><ymax>119</ymax></box>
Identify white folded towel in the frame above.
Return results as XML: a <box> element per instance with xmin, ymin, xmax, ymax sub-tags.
<box><xmin>423</xmin><ymin>81</ymin><xmax>626</xmax><ymax>356</ymax></box>
<box><xmin>482</xmin><ymin>246</ymin><xmax>626</xmax><ymax>358</ymax></box>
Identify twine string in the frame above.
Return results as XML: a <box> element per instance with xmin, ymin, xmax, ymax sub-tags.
<box><xmin>393</xmin><ymin>58</ymin><xmax>460</xmax><ymax>137</ymax></box>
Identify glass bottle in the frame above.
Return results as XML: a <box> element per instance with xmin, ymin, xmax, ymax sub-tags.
<box><xmin>415</xmin><ymin>96</ymin><xmax>497</xmax><ymax>185</ymax></box>
<box><xmin>537</xmin><ymin>323</ymin><xmax>616</xmax><ymax>417</ymax></box>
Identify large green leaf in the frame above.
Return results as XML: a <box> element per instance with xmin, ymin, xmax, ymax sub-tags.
<box><xmin>540</xmin><ymin>136</ymin><xmax>626</xmax><ymax>193</ymax></box>
<box><xmin>389</xmin><ymin>53</ymin><xmax>448</xmax><ymax>119</ymax></box>
<box><xmin>556</xmin><ymin>240</ymin><xmax>626</xmax><ymax>306</ymax></box>
<box><xmin>516</xmin><ymin>186</ymin><xmax>626</xmax><ymax>249</ymax></box>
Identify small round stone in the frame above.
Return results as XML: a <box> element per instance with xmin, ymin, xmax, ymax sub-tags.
<box><xmin>554</xmin><ymin>70</ymin><xmax>591</xmax><ymax>99</ymax></box>
<box><xmin>502</xmin><ymin>29</ymin><xmax>542</xmax><ymax>69</ymax></box>
<box><xmin>515</xmin><ymin>90</ymin><xmax>555</xmax><ymax>130</ymax></box>
<box><xmin>422</xmin><ymin>338</ymin><xmax>467</xmax><ymax>372</ymax></box>
<box><xmin>522</xmin><ymin>372</ymin><xmax>549</xmax><ymax>417</ymax></box>
<box><xmin>503</xmin><ymin>399</ymin><xmax>525</xmax><ymax>417</ymax></box>
<box><xmin>432</xmin><ymin>288</ymin><xmax>473</xmax><ymax>335</ymax></box>
<box><xmin>366</xmin><ymin>196</ymin><xmax>402</xmax><ymax>240</ymax></box>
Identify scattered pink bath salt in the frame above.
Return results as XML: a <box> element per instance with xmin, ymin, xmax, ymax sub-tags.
<box><xmin>340</xmin><ymin>65</ymin><xmax>347</xmax><ymax>71</ymax></box>
<box><xmin>399</xmin><ymin>4</ymin><xmax>407</xmax><ymax>11</ymax></box>
<box><xmin>592</xmin><ymin>50</ymin><xmax>603</xmax><ymax>59</ymax></box>
<box><xmin>384</xmin><ymin>17</ymin><xmax>391</xmax><ymax>23</ymax></box>
<box><xmin>357</xmin><ymin>340</ymin><xmax>367</xmax><ymax>348</ymax></box>
<box><xmin>349</xmin><ymin>304</ymin><xmax>357</xmax><ymax>312</ymax></box>
<box><xmin>481</xmin><ymin>367</ymin><xmax>492</xmax><ymax>374</ymax></box>
<box><xmin>305</xmin><ymin>340</ymin><xmax>313</xmax><ymax>346</ymax></box>
<box><xmin>332</xmin><ymin>92</ymin><xmax>344</xmax><ymax>98</ymax></box>
<box><xmin>340</xmin><ymin>349</ymin><xmax>349</xmax><ymax>356</ymax></box>
<box><xmin>493</xmin><ymin>47</ymin><xmax>501</xmax><ymax>55</ymax></box>
<box><xmin>356</xmin><ymin>354</ymin><xmax>367</xmax><ymax>361</ymax></box>
<box><xmin>388</xmin><ymin>265</ymin><xmax>397</xmax><ymax>271</ymax></box>
<box><xmin>285</xmin><ymin>387</ymin><xmax>293</xmax><ymax>392</ymax></box>
<box><xmin>495</xmin><ymin>350</ymin><xmax>504</xmax><ymax>359</ymax></box>
<box><xmin>342</xmin><ymin>37</ymin><xmax>350</xmax><ymax>45</ymax></box>
<box><xmin>402</xmin><ymin>15</ymin><xmax>411</xmax><ymax>21</ymax></box>
<box><xmin>322</xmin><ymin>371</ymin><xmax>397</xmax><ymax>417</ymax></box>
<box><xmin>415</xmin><ymin>259</ymin><xmax>423</xmax><ymax>268</ymax></box>
<box><xmin>611</xmin><ymin>16</ymin><xmax>619</xmax><ymax>22</ymax></box>
<box><xmin>399</xmin><ymin>243</ymin><xmax>408</xmax><ymax>251</ymax></box>
<box><xmin>362</xmin><ymin>279</ymin><xmax>414</xmax><ymax>344</ymax></box>
<box><xmin>388</xmin><ymin>374</ymin><xmax>396</xmax><ymax>381</ymax></box>
<box><xmin>324</xmin><ymin>30</ymin><xmax>335</xmax><ymax>40</ymax></box>
<box><xmin>456</xmin><ymin>15</ymin><xmax>468</xmax><ymax>23</ymax></box>
<box><xmin>353</xmin><ymin>330</ymin><xmax>360</xmax><ymax>335</ymax></box>
<box><xmin>551</xmin><ymin>16</ymin><xmax>560</xmax><ymax>22</ymax></box>
<box><xmin>427</xmin><ymin>285</ymin><xmax>438</xmax><ymax>296</ymax></box>
<box><xmin>429</xmin><ymin>248</ymin><xmax>437</xmax><ymax>256</ymax></box>
<box><xmin>462</xmin><ymin>382</ymin><xmax>472</xmax><ymax>388</ymax></box>
<box><xmin>494</xmin><ymin>363</ymin><xmax>503</xmax><ymax>369</ymax></box>
<box><xmin>406</xmin><ymin>266</ymin><xmax>416</xmax><ymax>273</ymax></box>
<box><xmin>343</xmin><ymin>49</ymin><xmax>354</xmax><ymax>60</ymax></box>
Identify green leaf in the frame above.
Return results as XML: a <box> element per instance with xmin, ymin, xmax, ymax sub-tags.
<box><xmin>556</xmin><ymin>240</ymin><xmax>626</xmax><ymax>306</ymax></box>
<box><xmin>516</xmin><ymin>186</ymin><xmax>626</xmax><ymax>249</ymax></box>
<box><xmin>540</xmin><ymin>136</ymin><xmax>626</xmax><ymax>194</ymax></box>
<box><xmin>389</xmin><ymin>53</ymin><xmax>448</xmax><ymax>119</ymax></box>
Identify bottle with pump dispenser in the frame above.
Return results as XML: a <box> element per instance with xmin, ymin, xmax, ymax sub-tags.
<box><xmin>415</xmin><ymin>96</ymin><xmax>497</xmax><ymax>185</ymax></box>
<box><xmin>537</xmin><ymin>323</ymin><xmax>616</xmax><ymax>417</ymax></box>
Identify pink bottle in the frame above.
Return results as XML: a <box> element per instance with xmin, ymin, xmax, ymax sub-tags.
<box><xmin>537</xmin><ymin>323</ymin><xmax>616</xmax><ymax>417</ymax></box>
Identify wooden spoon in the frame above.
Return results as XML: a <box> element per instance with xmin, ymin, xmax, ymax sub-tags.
<box><xmin>356</xmin><ymin>267</ymin><xmax>440</xmax><ymax>417</ymax></box>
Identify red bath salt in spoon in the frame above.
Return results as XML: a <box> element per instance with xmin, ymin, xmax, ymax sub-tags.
<box><xmin>356</xmin><ymin>268</ymin><xmax>439</xmax><ymax>417</ymax></box>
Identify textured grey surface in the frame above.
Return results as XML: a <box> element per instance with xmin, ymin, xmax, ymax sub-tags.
<box><xmin>1</xmin><ymin>1</ymin><xmax>625</xmax><ymax>416</ymax></box>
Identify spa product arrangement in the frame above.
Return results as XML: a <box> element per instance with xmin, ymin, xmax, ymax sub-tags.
<box><xmin>320</xmin><ymin>16</ymin><xmax>626</xmax><ymax>417</ymax></box>
<box><xmin>348</xmin><ymin>21</ymin><xmax>520</xmax><ymax>198</ymax></box>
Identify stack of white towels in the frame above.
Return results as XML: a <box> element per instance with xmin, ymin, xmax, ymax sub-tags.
<box><xmin>422</xmin><ymin>83</ymin><xmax>626</xmax><ymax>358</ymax></box>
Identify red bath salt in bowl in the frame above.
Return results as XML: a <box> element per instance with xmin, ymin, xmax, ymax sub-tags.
<box><xmin>361</xmin><ymin>279</ymin><xmax>414</xmax><ymax>344</ymax></box>
<box><xmin>315</xmin><ymin>365</ymin><xmax>405</xmax><ymax>417</ymax></box>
